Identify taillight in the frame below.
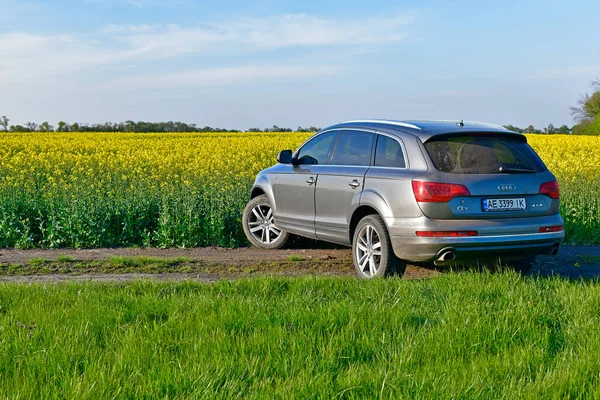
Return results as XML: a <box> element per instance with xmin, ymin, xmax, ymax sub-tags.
<box><xmin>412</xmin><ymin>180</ymin><xmax>471</xmax><ymax>202</ymax></box>
<box><xmin>416</xmin><ymin>231</ymin><xmax>478</xmax><ymax>237</ymax></box>
<box><xmin>539</xmin><ymin>225</ymin><xmax>563</xmax><ymax>233</ymax></box>
<box><xmin>539</xmin><ymin>180</ymin><xmax>560</xmax><ymax>199</ymax></box>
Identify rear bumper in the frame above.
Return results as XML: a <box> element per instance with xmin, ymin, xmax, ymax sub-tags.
<box><xmin>386</xmin><ymin>214</ymin><xmax>565</xmax><ymax>262</ymax></box>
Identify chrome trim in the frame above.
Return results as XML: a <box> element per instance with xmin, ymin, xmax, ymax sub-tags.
<box><xmin>414</xmin><ymin>119</ymin><xmax>508</xmax><ymax>130</ymax></box>
<box><xmin>294</xmin><ymin>128</ymin><xmax>410</xmax><ymax>170</ymax></box>
<box><xmin>339</xmin><ymin>119</ymin><xmax>422</xmax><ymax>131</ymax></box>
<box><xmin>294</xmin><ymin>128</ymin><xmax>377</xmax><ymax>154</ymax></box>
<box><xmin>497</xmin><ymin>184</ymin><xmax>517</xmax><ymax>192</ymax></box>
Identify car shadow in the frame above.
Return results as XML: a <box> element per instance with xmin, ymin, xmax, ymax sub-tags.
<box><xmin>529</xmin><ymin>251</ymin><xmax>600</xmax><ymax>280</ymax></box>
<box><xmin>412</xmin><ymin>246</ymin><xmax>600</xmax><ymax>280</ymax></box>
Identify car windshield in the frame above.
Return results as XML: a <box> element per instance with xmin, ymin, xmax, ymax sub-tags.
<box><xmin>424</xmin><ymin>134</ymin><xmax>547</xmax><ymax>174</ymax></box>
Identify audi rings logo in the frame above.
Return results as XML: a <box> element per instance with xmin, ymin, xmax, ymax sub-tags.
<box><xmin>498</xmin><ymin>184</ymin><xmax>517</xmax><ymax>192</ymax></box>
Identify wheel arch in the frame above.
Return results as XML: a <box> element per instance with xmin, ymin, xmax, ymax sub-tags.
<box><xmin>249</xmin><ymin>174</ymin><xmax>277</xmax><ymax>213</ymax></box>
<box><xmin>250</xmin><ymin>186</ymin><xmax>266</xmax><ymax>199</ymax></box>
<box><xmin>348</xmin><ymin>189</ymin><xmax>394</xmax><ymax>242</ymax></box>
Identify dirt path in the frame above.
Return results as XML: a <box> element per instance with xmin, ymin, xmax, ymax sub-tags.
<box><xmin>0</xmin><ymin>245</ymin><xmax>598</xmax><ymax>282</ymax></box>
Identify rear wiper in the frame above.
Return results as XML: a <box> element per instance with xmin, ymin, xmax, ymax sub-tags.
<box><xmin>498</xmin><ymin>166</ymin><xmax>536</xmax><ymax>174</ymax></box>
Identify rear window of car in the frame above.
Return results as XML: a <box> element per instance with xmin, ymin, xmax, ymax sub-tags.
<box><xmin>424</xmin><ymin>134</ymin><xmax>546</xmax><ymax>174</ymax></box>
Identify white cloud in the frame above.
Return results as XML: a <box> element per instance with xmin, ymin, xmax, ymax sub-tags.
<box><xmin>0</xmin><ymin>12</ymin><xmax>413</xmax><ymax>86</ymax></box>
<box><xmin>101</xmin><ymin>64</ymin><xmax>344</xmax><ymax>89</ymax></box>
<box><xmin>105</xmin><ymin>13</ymin><xmax>413</xmax><ymax>59</ymax></box>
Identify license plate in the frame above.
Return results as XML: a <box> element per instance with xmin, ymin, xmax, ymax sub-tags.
<box><xmin>482</xmin><ymin>198</ymin><xmax>526</xmax><ymax>212</ymax></box>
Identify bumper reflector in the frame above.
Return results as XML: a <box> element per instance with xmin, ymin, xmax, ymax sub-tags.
<box><xmin>416</xmin><ymin>231</ymin><xmax>478</xmax><ymax>237</ymax></box>
<box><xmin>539</xmin><ymin>225</ymin><xmax>564</xmax><ymax>233</ymax></box>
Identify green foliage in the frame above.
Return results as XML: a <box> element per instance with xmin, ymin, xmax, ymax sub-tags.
<box><xmin>0</xmin><ymin>116</ymin><xmax>8</xmax><ymax>131</ymax></box>
<box><xmin>108</xmin><ymin>256</ymin><xmax>190</xmax><ymax>268</ymax></box>
<box><xmin>3</xmin><ymin>275</ymin><xmax>600</xmax><ymax>397</ymax></box>
<box><xmin>0</xmin><ymin>117</ymin><xmax>319</xmax><ymax>133</ymax></box>
<box><xmin>559</xmin><ymin>178</ymin><xmax>600</xmax><ymax>243</ymax></box>
<box><xmin>572</xmin><ymin>116</ymin><xmax>600</xmax><ymax>135</ymax></box>
<box><xmin>55</xmin><ymin>254</ymin><xmax>76</xmax><ymax>263</ymax></box>
<box><xmin>27</xmin><ymin>257</ymin><xmax>46</xmax><ymax>266</ymax></box>
<box><xmin>0</xmin><ymin>182</ymin><xmax>251</xmax><ymax>248</ymax></box>
<box><xmin>0</xmin><ymin>132</ymin><xmax>597</xmax><ymax>248</ymax></box>
<box><xmin>571</xmin><ymin>80</ymin><xmax>600</xmax><ymax>124</ymax></box>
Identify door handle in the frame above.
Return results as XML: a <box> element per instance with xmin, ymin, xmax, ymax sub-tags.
<box><xmin>306</xmin><ymin>177</ymin><xmax>315</xmax><ymax>185</ymax></box>
<box><xmin>349</xmin><ymin>179</ymin><xmax>360</xmax><ymax>189</ymax></box>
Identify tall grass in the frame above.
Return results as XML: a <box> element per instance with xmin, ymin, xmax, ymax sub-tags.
<box><xmin>2</xmin><ymin>273</ymin><xmax>600</xmax><ymax>398</ymax></box>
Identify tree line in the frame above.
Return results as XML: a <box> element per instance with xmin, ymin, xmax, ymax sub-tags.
<box><xmin>502</xmin><ymin>124</ymin><xmax>572</xmax><ymax>134</ymax></box>
<box><xmin>0</xmin><ymin>116</ymin><xmax>578</xmax><ymax>134</ymax></box>
<box><xmin>1</xmin><ymin>79</ymin><xmax>598</xmax><ymax>135</ymax></box>
<box><xmin>0</xmin><ymin>117</ymin><xmax>320</xmax><ymax>133</ymax></box>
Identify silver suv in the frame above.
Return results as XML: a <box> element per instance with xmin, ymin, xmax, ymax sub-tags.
<box><xmin>242</xmin><ymin>119</ymin><xmax>564</xmax><ymax>278</ymax></box>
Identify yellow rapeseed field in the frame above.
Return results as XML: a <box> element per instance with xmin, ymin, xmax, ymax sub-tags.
<box><xmin>0</xmin><ymin>132</ymin><xmax>598</xmax><ymax>248</ymax></box>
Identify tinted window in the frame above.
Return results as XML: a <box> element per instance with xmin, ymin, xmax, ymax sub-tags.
<box><xmin>296</xmin><ymin>131</ymin><xmax>339</xmax><ymax>165</ymax></box>
<box><xmin>424</xmin><ymin>135</ymin><xmax>546</xmax><ymax>174</ymax></box>
<box><xmin>374</xmin><ymin>135</ymin><xmax>406</xmax><ymax>168</ymax></box>
<box><xmin>330</xmin><ymin>130</ymin><xmax>373</xmax><ymax>166</ymax></box>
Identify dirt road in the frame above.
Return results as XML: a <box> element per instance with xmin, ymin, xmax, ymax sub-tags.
<box><xmin>0</xmin><ymin>245</ymin><xmax>598</xmax><ymax>282</ymax></box>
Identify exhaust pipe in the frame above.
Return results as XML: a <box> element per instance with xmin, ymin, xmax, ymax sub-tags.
<box><xmin>542</xmin><ymin>244</ymin><xmax>560</xmax><ymax>256</ymax></box>
<box><xmin>438</xmin><ymin>250</ymin><xmax>456</xmax><ymax>262</ymax></box>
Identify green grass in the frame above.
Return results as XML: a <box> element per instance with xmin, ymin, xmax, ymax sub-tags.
<box><xmin>27</xmin><ymin>257</ymin><xmax>46</xmax><ymax>266</ymax></box>
<box><xmin>287</xmin><ymin>254</ymin><xmax>305</xmax><ymax>262</ymax></box>
<box><xmin>1</xmin><ymin>257</ymin><xmax>197</xmax><ymax>275</ymax></box>
<box><xmin>2</xmin><ymin>273</ymin><xmax>600</xmax><ymax>398</ymax></box>
<box><xmin>55</xmin><ymin>254</ymin><xmax>76</xmax><ymax>263</ymax></box>
<box><xmin>108</xmin><ymin>255</ymin><xmax>191</xmax><ymax>268</ymax></box>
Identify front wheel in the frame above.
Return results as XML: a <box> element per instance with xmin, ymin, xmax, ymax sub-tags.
<box><xmin>242</xmin><ymin>195</ymin><xmax>289</xmax><ymax>249</ymax></box>
<box><xmin>352</xmin><ymin>214</ymin><xmax>406</xmax><ymax>279</ymax></box>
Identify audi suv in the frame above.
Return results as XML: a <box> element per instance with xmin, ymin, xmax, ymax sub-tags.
<box><xmin>242</xmin><ymin>119</ymin><xmax>564</xmax><ymax>278</ymax></box>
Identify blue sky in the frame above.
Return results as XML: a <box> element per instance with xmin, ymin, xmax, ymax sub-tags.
<box><xmin>0</xmin><ymin>0</ymin><xmax>599</xmax><ymax>129</ymax></box>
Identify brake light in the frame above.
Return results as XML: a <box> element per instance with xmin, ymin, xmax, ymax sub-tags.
<box><xmin>416</xmin><ymin>231</ymin><xmax>478</xmax><ymax>237</ymax></box>
<box><xmin>539</xmin><ymin>225</ymin><xmax>563</xmax><ymax>233</ymax></box>
<box><xmin>539</xmin><ymin>180</ymin><xmax>560</xmax><ymax>199</ymax></box>
<box><xmin>412</xmin><ymin>181</ymin><xmax>471</xmax><ymax>202</ymax></box>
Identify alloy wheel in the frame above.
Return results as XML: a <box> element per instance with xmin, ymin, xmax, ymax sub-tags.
<box><xmin>247</xmin><ymin>204</ymin><xmax>282</xmax><ymax>244</ymax></box>
<box><xmin>355</xmin><ymin>224</ymin><xmax>382</xmax><ymax>278</ymax></box>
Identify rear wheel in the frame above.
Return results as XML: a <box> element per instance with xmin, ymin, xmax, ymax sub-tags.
<box><xmin>242</xmin><ymin>195</ymin><xmax>289</xmax><ymax>249</ymax></box>
<box><xmin>352</xmin><ymin>215</ymin><xmax>406</xmax><ymax>279</ymax></box>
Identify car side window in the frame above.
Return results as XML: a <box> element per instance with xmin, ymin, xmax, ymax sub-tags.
<box><xmin>296</xmin><ymin>131</ymin><xmax>339</xmax><ymax>165</ymax></box>
<box><xmin>330</xmin><ymin>130</ymin><xmax>374</xmax><ymax>166</ymax></box>
<box><xmin>374</xmin><ymin>135</ymin><xmax>406</xmax><ymax>168</ymax></box>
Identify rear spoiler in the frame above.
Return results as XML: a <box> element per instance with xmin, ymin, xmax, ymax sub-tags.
<box><xmin>421</xmin><ymin>131</ymin><xmax>527</xmax><ymax>144</ymax></box>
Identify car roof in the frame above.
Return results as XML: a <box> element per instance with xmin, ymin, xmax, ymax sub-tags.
<box><xmin>323</xmin><ymin>119</ymin><xmax>523</xmax><ymax>142</ymax></box>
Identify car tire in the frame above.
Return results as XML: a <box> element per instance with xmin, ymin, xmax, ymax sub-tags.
<box><xmin>242</xmin><ymin>194</ymin><xmax>289</xmax><ymax>249</ymax></box>
<box><xmin>352</xmin><ymin>214</ymin><xmax>406</xmax><ymax>279</ymax></box>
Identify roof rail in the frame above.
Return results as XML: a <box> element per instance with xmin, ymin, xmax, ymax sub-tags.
<box><xmin>423</xmin><ymin>119</ymin><xmax>508</xmax><ymax>130</ymax></box>
<box><xmin>462</xmin><ymin>120</ymin><xmax>508</xmax><ymax>130</ymax></box>
<box><xmin>339</xmin><ymin>119</ymin><xmax>422</xmax><ymax>131</ymax></box>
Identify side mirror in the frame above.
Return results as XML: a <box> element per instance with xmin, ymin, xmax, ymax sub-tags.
<box><xmin>277</xmin><ymin>149</ymin><xmax>293</xmax><ymax>164</ymax></box>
